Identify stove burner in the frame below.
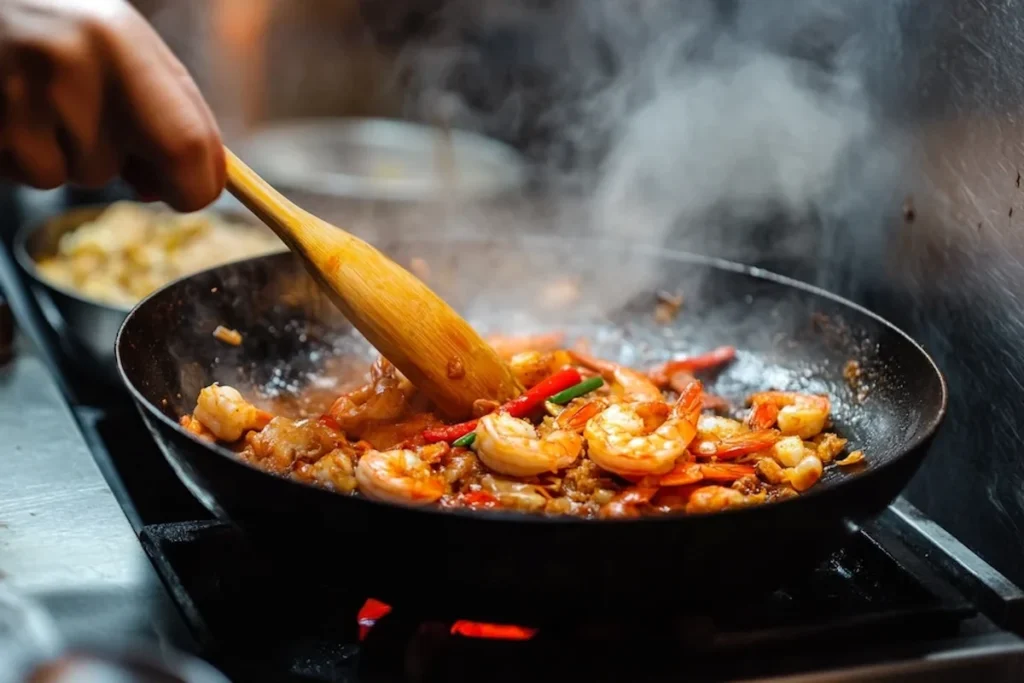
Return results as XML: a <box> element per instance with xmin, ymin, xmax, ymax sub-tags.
<box><xmin>139</xmin><ymin>519</ymin><xmax>977</xmax><ymax>682</ymax></box>
<box><xmin>357</xmin><ymin>599</ymin><xmax>538</xmax><ymax>642</ymax></box>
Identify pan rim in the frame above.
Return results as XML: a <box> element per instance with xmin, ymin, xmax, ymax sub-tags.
<box><xmin>115</xmin><ymin>236</ymin><xmax>949</xmax><ymax>527</ymax></box>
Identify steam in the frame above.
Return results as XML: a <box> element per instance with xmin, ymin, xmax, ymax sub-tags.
<box><xmin>139</xmin><ymin>0</ymin><xmax>912</xmax><ymax>358</ymax></box>
<box><xmin>394</xmin><ymin>0</ymin><xmax>908</xmax><ymax>295</ymax></box>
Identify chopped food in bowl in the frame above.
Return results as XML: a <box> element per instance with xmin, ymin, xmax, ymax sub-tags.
<box><xmin>34</xmin><ymin>201</ymin><xmax>285</xmax><ymax>309</ymax></box>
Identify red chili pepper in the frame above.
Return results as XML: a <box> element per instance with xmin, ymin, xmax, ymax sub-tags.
<box><xmin>422</xmin><ymin>421</ymin><xmax>478</xmax><ymax>444</ymax></box>
<box><xmin>423</xmin><ymin>368</ymin><xmax>582</xmax><ymax>443</ymax></box>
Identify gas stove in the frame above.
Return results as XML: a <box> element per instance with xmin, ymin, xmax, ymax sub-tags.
<box><xmin>2</xmin><ymin>190</ymin><xmax>1024</xmax><ymax>682</ymax></box>
<box><xmin>134</xmin><ymin>506</ymin><xmax>1024</xmax><ymax>682</ymax></box>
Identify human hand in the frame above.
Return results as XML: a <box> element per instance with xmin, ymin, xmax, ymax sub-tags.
<box><xmin>0</xmin><ymin>0</ymin><xmax>225</xmax><ymax>211</ymax></box>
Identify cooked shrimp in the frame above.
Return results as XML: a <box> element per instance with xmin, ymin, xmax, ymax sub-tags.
<box><xmin>685</xmin><ymin>485</ymin><xmax>765</xmax><ymax>515</ymax></box>
<box><xmin>328</xmin><ymin>356</ymin><xmax>413</xmax><ymax>433</ymax></box>
<box><xmin>508</xmin><ymin>350</ymin><xmax>573</xmax><ymax>388</ymax></box>
<box><xmin>355</xmin><ymin>448</ymin><xmax>445</xmax><ymax>506</ymax></box>
<box><xmin>598</xmin><ymin>486</ymin><xmax>658</xmax><ymax>519</ymax></box>
<box><xmin>474</xmin><ymin>412</ymin><xmax>583</xmax><ymax>477</ymax></box>
<box><xmin>244</xmin><ymin>416</ymin><xmax>343</xmax><ymax>474</ymax></box>
<box><xmin>179</xmin><ymin>415</ymin><xmax>216</xmax><ymax>443</ymax></box>
<box><xmin>754</xmin><ymin>451</ymin><xmax>822</xmax><ymax>491</ymax></box>
<box><xmin>554</xmin><ymin>396</ymin><xmax>610</xmax><ymax>432</ymax></box>
<box><xmin>785</xmin><ymin>454</ymin><xmax>824</xmax><ymax>491</ymax></box>
<box><xmin>690</xmin><ymin>414</ymin><xmax>779</xmax><ymax>459</ymax></box>
<box><xmin>693</xmin><ymin>430</ymin><xmax>782</xmax><ymax>460</ymax></box>
<box><xmin>298</xmin><ymin>448</ymin><xmax>359</xmax><ymax>493</ymax></box>
<box><xmin>696</xmin><ymin>415</ymin><xmax>748</xmax><ymax>442</ymax></box>
<box><xmin>746</xmin><ymin>401</ymin><xmax>780</xmax><ymax>431</ymax></box>
<box><xmin>478</xmin><ymin>475</ymin><xmax>551</xmax><ymax>512</ymax></box>
<box><xmin>584</xmin><ymin>381</ymin><xmax>702</xmax><ymax>477</ymax></box>
<box><xmin>193</xmin><ymin>384</ymin><xmax>272</xmax><ymax>441</ymax></box>
<box><xmin>768</xmin><ymin>436</ymin><xmax>814</xmax><ymax>468</ymax></box>
<box><xmin>569</xmin><ymin>351</ymin><xmax>663</xmax><ymax>402</ymax></box>
<box><xmin>747</xmin><ymin>391</ymin><xmax>830</xmax><ymax>439</ymax></box>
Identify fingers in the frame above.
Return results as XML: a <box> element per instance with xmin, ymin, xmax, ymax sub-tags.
<box><xmin>99</xmin><ymin>9</ymin><xmax>225</xmax><ymax>211</ymax></box>
<box><xmin>0</xmin><ymin>2</ymin><xmax>225</xmax><ymax>209</ymax></box>
<box><xmin>0</xmin><ymin>69</ymin><xmax>66</xmax><ymax>189</ymax></box>
<box><xmin>43</xmin><ymin>24</ymin><xmax>119</xmax><ymax>188</ymax></box>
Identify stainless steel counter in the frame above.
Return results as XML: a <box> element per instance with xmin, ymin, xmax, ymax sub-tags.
<box><xmin>0</xmin><ymin>332</ymin><xmax>192</xmax><ymax>650</ymax></box>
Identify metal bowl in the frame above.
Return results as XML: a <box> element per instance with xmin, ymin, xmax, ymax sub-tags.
<box><xmin>241</xmin><ymin>117</ymin><xmax>528</xmax><ymax>201</ymax></box>
<box><xmin>13</xmin><ymin>202</ymin><xmax>274</xmax><ymax>385</ymax></box>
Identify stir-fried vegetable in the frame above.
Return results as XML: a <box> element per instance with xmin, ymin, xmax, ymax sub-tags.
<box><xmin>452</xmin><ymin>432</ymin><xmax>477</xmax><ymax>448</ymax></box>
<box><xmin>547</xmin><ymin>376</ymin><xmax>604</xmax><ymax>405</ymax></box>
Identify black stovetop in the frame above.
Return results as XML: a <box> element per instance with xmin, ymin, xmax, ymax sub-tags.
<box><xmin>138</xmin><ymin>514</ymin><xmax>980</xmax><ymax>682</ymax></box>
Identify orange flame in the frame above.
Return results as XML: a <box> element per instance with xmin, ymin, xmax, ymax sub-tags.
<box><xmin>357</xmin><ymin>599</ymin><xmax>538</xmax><ymax>641</ymax></box>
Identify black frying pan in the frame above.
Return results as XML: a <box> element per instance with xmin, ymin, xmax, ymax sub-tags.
<box><xmin>116</xmin><ymin>236</ymin><xmax>946</xmax><ymax>623</ymax></box>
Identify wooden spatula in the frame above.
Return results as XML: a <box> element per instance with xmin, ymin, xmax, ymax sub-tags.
<box><xmin>223</xmin><ymin>147</ymin><xmax>521</xmax><ymax>420</ymax></box>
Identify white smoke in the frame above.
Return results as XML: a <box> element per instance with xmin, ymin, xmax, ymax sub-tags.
<box><xmin>392</xmin><ymin>0</ymin><xmax>908</xmax><ymax>293</ymax></box>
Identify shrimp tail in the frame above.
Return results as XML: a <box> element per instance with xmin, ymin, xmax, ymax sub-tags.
<box><xmin>675</xmin><ymin>379</ymin><xmax>704</xmax><ymax>422</ymax></box>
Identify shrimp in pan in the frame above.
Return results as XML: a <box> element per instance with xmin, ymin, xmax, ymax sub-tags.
<box><xmin>355</xmin><ymin>448</ymin><xmax>446</xmax><ymax>506</ymax></box>
<box><xmin>747</xmin><ymin>391</ymin><xmax>830</xmax><ymax>439</ymax></box>
<box><xmin>584</xmin><ymin>381</ymin><xmax>703</xmax><ymax>477</ymax></box>
<box><xmin>193</xmin><ymin>384</ymin><xmax>271</xmax><ymax>442</ymax></box>
<box><xmin>569</xmin><ymin>351</ymin><xmax>663</xmax><ymax>402</ymax></box>
<box><xmin>474</xmin><ymin>412</ymin><xmax>583</xmax><ymax>477</ymax></box>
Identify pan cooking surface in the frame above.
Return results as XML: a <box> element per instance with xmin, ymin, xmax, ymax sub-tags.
<box><xmin>118</xmin><ymin>236</ymin><xmax>944</xmax><ymax>509</ymax></box>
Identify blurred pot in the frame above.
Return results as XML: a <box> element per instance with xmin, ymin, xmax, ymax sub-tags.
<box><xmin>237</xmin><ymin>117</ymin><xmax>530</xmax><ymax>239</ymax></box>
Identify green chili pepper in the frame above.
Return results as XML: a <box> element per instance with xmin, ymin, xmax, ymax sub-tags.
<box><xmin>453</xmin><ymin>432</ymin><xmax>477</xmax><ymax>448</ymax></box>
<box><xmin>547</xmin><ymin>376</ymin><xmax>604</xmax><ymax>405</ymax></box>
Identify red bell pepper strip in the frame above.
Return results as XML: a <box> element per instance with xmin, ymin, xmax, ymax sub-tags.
<box><xmin>422</xmin><ymin>368</ymin><xmax>582</xmax><ymax>443</ymax></box>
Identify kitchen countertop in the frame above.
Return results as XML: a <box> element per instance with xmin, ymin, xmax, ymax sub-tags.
<box><xmin>0</xmin><ymin>331</ymin><xmax>193</xmax><ymax>651</ymax></box>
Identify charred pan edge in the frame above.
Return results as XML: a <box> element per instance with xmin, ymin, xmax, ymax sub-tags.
<box><xmin>115</xmin><ymin>236</ymin><xmax>948</xmax><ymax>526</ymax></box>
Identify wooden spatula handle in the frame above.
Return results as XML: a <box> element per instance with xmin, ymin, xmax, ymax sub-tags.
<box><xmin>222</xmin><ymin>146</ymin><xmax>522</xmax><ymax>419</ymax></box>
<box><xmin>224</xmin><ymin>148</ymin><xmax>311</xmax><ymax>250</ymax></box>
